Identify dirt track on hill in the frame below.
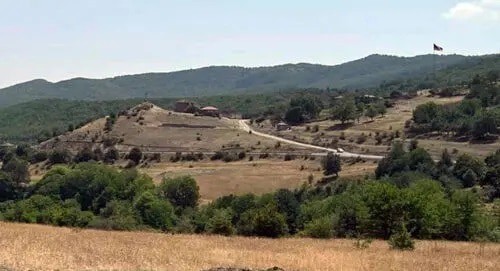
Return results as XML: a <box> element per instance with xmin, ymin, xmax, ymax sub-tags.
<box><xmin>236</xmin><ymin>120</ymin><xmax>383</xmax><ymax>160</ymax></box>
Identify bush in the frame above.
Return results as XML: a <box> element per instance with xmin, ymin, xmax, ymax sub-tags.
<box><xmin>207</xmin><ymin>208</ymin><xmax>235</xmax><ymax>236</ymax></box>
<box><xmin>92</xmin><ymin>200</ymin><xmax>140</xmax><ymax>230</ymax></box>
<box><xmin>127</xmin><ymin>147</ymin><xmax>143</xmax><ymax>165</ymax></box>
<box><xmin>356</xmin><ymin>134</ymin><xmax>367</xmax><ymax>144</ymax></box>
<box><xmin>31</xmin><ymin>151</ymin><xmax>48</xmax><ymax>163</ymax></box>
<box><xmin>210</xmin><ymin>151</ymin><xmax>224</xmax><ymax>161</ymax></box>
<box><xmin>259</xmin><ymin>153</ymin><xmax>270</xmax><ymax>159</ymax></box>
<box><xmin>74</xmin><ymin>147</ymin><xmax>95</xmax><ymax>163</ymax></box>
<box><xmin>252</xmin><ymin>205</ymin><xmax>288</xmax><ymax>238</ymax></box>
<box><xmin>312</xmin><ymin>125</ymin><xmax>319</xmax><ymax>133</ymax></box>
<box><xmin>104</xmin><ymin>148</ymin><xmax>119</xmax><ymax>164</ymax></box>
<box><xmin>303</xmin><ymin>216</ymin><xmax>334</xmax><ymax>238</ymax></box>
<box><xmin>284</xmin><ymin>153</ymin><xmax>295</xmax><ymax>161</ymax></box>
<box><xmin>48</xmin><ymin>149</ymin><xmax>71</xmax><ymax>164</ymax></box>
<box><xmin>354</xmin><ymin>238</ymin><xmax>373</xmax><ymax>249</ymax></box>
<box><xmin>388</xmin><ymin>224</ymin><xmax>415</xmax><ymax>250</ymax></box>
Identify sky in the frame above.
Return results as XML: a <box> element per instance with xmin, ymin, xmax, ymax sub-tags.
<box><xmin>0</xmin><ymin>0</ymin><xmax>499</xmax><ymax>88</ymax></box>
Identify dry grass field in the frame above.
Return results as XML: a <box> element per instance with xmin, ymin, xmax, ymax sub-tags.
<box><xmin>0</xmin><ymin>222</ymin><xmax>499</xmax><ymax>271</ymax></box>
<box><xmin>142</xmin><ymin>158</ymin><xmax>376</xmax><ymax>201</ymax></box>
<box><xmin>254</xmin><ymin>94</ymin><xmax>500</xmax><ymax>159</ymax></box>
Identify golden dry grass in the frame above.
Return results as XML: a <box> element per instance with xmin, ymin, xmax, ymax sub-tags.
<box><xmin>142</xmin><ymin>159</ymin><xmax>376</xmax><ymax>201</ymax></box>
<box><xmin>0</xmin><ymin>222</ymin><xmax>499</xmax><ymax>271</ymax></box>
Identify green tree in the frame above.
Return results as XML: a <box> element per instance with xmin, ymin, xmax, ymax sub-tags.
<box><xmin>134</xmin><ymin>191</ymin><xmax>175</xmax><ymax>230</ymax></box>
<box><xmin>322</xmin><ymin>152</ymin><xmax>341</xmax><ymax>176</ymax></box>
<box><xmin>375</xmin><ymin>102</ymin><xmax>387</xmax><ymax>116</ymax></box>
<box><xmin>284</xmin><ymin>106</ymin><xmax>304</xmax><ymax>125</ymax></box>
<box><xmin>289</xmin><ymin>96</ymin><xmax>322</xmax><ymax>120</ymax></box>
<box><xmin>331</xmin><ymin>100</ymin><xmax>357</xmax><ymax>124</ymax></box>
<box><xmin>413</xmin><ymin>102</ymin><xmax>441</xmax><ymax>124</ymax></box>
<box><xmin>0</xmin><ymin>171</ymin><xmax>17</xmax><ymax>201</ymax></box>
<box><xmin>158</xmin><ymin>176</ymin><xmax>200</xmax><ymax>209</ymax></box>
<box><xmin>453</xmin><ymin>154</ymin><xmax>486</xmax><ymax>187</ymax></box>
<box><xmin>127</xmin><ymin>147</ymin><xmax>142</xmax><ymax>165</ymax></box>
<box><xmin>274</xmin><ymin>189</ymin><xmax>300</xmax><ymax>233</ymax></box>
<box><xmin>2</xmin><ymin>157</ymin><xmax>30</xmax><ymax>185</ymax></box>
<box><xmin>472</xmin><ymin>111</ymin><xmax>498</xmax><ymax>140</ymax></box>
<box><xmin>365</xmin><ymin>105</ymin><xmax>378</xmax><ymax>120</ymax></box>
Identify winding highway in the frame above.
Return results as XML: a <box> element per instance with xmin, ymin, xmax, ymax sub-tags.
<box><xmin>236</xmin><ymin>120</ymin><xmax>384</xmax><ymax>160</ymax></box>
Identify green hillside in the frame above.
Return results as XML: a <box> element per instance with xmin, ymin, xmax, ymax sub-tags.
<box><xmin>1</xmin><ymin>54</ymin><xmax>497</xmax><ymax>108</ymax></box>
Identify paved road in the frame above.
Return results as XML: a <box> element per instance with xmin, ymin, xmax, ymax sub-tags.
<box><xmin>237</xmin><ymin>120</ymin><xmax>384</xmax><ymax>160</ymax></box>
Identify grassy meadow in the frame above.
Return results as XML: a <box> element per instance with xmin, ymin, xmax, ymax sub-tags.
<box><xmin>0</xmin><ymin>222</ymin><xmax>499</xmax><ymax>271</ymax></box>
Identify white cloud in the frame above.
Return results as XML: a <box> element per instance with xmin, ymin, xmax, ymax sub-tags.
<box><xmin>443</xmin><ymin>0</ymin><xmax>500</xmax><ymax>21</ymax></box>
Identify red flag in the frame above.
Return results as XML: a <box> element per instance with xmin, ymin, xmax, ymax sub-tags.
<box><xmin>433</xmin><ymin>43</ymin><xmax>443</xmax><ymax>51</ymax></box>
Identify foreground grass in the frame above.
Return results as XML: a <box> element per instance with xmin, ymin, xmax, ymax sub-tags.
<box><xmin>0</xmin><ymin>222</ymin><xmax>499</xmax><ymax>271</ymax></box>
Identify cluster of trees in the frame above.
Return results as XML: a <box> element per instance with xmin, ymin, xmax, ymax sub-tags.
<box><xmin>0</xmin><ymin>157</ymin><xmax>498</xmax><ymax>243</ymax></box>
<box><xmin>330</xmin><ymin>96</ymin><xmax>387</xmax><ymax>125</ymax></box>
<box><xmin>282</xmin><ymin>94</ymin><xmax>389</xmax><ymax>126</ymax></box>
<box><xmin>0</xmin><ymin>162</ymin><xmax>199</xmax><ymax>231</ymax></box>
<box><xmin>410</xmin><ymin>74</ymin><xmax>500</xmax><ymax>140</ymax></box>
<box><xmin>284</xmin><ymin>96</ymin><xmax>324</xmax><ymax>125</ymax></box>
<box><xmin>376</xmin><ymin>141</ymin><xmax>500</xmax><ymax>201</ymax></box>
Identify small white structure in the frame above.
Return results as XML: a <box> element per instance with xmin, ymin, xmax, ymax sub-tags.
<box><xmin>276</xmin><ymin>122</ymin><xmax>291</xmax><ymax>131</ymax></box>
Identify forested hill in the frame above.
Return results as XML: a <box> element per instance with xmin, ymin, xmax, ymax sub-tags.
<box><xmin>0</xmin><ymin>53</ymin><xmax>498</xmax><ymax>107</ymax></box>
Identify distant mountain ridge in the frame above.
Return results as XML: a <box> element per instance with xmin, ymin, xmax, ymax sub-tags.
<box><xmin>0</xmin><ymin>53</ymin><xmax>498</xmax><ymax>107</ymax></box>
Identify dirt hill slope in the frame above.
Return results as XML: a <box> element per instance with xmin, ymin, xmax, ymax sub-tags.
<box><xmin>39</xmin><ymin>102</ymin><xmax>301</xmax><ymax>153</ymax></box>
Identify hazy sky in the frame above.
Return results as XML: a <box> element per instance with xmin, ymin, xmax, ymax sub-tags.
<box><xmin>0</xmin><ymin>0</ymin><xmax>499</xmax><ymax>88</ymax></box>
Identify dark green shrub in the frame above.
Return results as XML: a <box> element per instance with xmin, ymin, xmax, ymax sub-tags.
<box><xmin>303</xmin><ymin>216</ymin><xmax>334</xmax><ymax>238</ymax></box>
<box><xmin>134</xmin><ymin>192</ymin><xmax>175</xmax><ymax>230</ymax></box>
<box><xmin>207</xmin><ymin>208</ymin><xmax>235</xmax><ymax>236</ymax></box>
<box><xmin>31</xmin><ymin>151</ymin><xmax>48</xmax><ymax>163</ymax></box>
<box><xmin>48</xmin><ymin>149</ymin><xmax>72</xmax><ymax>164</ymax></box>
<box><xmin>252</xmin><ymin>205</ymin><xmax>288</xmax><ymax>238</ymax></box>
<box><xmin>158</xmin><ymin>176</ymin><xmax>200</xmax><ymax>209</ymax></box>
<box><xmin>127</xmin><ymin>147</ymin><xmax>143</xmax><ymax>165</ymax></box>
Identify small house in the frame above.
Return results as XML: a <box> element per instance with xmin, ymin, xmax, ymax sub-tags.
<box><xmin>200</xmin><ymin>106</ymin><xmax>220</xmax><ymax>117</ymax></box>
<box><xmin>276</xmin><ymin>122</ymin><xmax>291</xmax><ymax>131</ymax></box>
<box><xmin>174</xmin><ymin>100</ymin><xmax>196</xmax><ymax>113</ymax></box>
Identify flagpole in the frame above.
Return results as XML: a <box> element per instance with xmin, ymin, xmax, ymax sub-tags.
<box><xmin>433</xmin><ymin>44</ymin><xmax>437</xmax><ymax>92</ymax></box>
<box><xmin>433</xmin><ymin>46</ymin><xmax>436</xmax><ymax>89</ymax></box>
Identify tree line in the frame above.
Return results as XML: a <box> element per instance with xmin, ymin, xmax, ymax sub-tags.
<box><xmin>0</xmin><ymin>144</ymin><xmax>498</xmax><ymax>245</ymax></box>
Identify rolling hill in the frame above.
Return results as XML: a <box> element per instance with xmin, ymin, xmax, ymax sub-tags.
<box><xmin>1</xmin><ymin>53</ymin><xmax>498</xmax><ymax>108</ymax></box>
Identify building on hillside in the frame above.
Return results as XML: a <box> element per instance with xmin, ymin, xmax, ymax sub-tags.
<box><xmin>200</xmin><ymin>106</ymin><xmax>220</xmax><ymax>117</ymax></box>
<box><xmin>174</xmin><ymin>100</ymin><xmax>196</xmax><ymax>113</ymax></box>
<box><xmin>276</xmin><ymin>121</ymin><xmax>291</xmax><ymax>131</ymax></box>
